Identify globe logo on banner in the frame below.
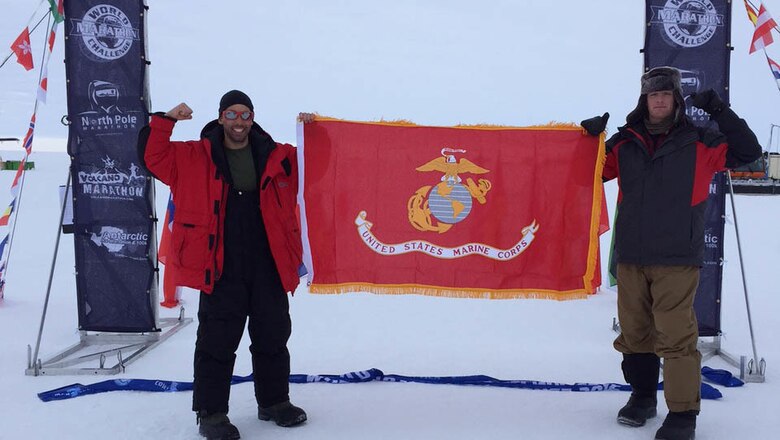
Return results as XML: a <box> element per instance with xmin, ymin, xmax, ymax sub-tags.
<box><xmin>408</xmin><ymin>148</ymin><xmax>492</xmax><ymax>233</ymax></box>
<box><xmin>651</xmin><ymin>0</ymin><xmax>724</xmax><ymax>48</ymax></box>
<box><xmin>70</xmin><ymin>4</ymin><xmax>139</xmax><ymax>61</ymax></box>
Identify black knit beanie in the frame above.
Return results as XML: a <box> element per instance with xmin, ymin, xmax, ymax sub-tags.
<box><xmin>218</xmin><ymin>90</ymin><xmax>254</xmax><ymax>113</ymax></box>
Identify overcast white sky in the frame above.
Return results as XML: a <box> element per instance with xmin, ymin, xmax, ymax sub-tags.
<box><xmin>0</xmin><ymin>1</ymin><xmax>778</xmax><ymax>147</ymax></box>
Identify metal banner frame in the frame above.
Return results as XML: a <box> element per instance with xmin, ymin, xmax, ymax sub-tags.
<box><xmin>27</xmin><ymin>0</ymin><xmax>192</xmax><ymax>376</ymax></box>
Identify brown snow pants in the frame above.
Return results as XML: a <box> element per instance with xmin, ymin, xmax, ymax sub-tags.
<box><xmin>613</xmin><ymin>264</ymin><xmax>702</xmax><ymax>412</ymax></box>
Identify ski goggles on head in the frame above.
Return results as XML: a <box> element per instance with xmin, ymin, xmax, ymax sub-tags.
<box><xmin>222</xmin><ymin>110</ymin><xmax>254</xmax><ymax>121</ymax></box>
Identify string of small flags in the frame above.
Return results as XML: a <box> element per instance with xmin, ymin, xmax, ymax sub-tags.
<box><xmin>0</xmin><ymin>0</ymin><xmax>63</xmax><ymax>298</ymax></box>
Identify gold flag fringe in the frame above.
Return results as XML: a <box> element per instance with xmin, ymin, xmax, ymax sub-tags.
<box><xmin>309</xmin><ymin>284</ymin><xmax>589</xmax><ymax>301</ymax></box>
<box><xmin>376</xmin><ymin>118</ymin><xmax>419</xmax><ymax>126</ymax></box>
<box><xmin>313</xmin><ymin>115</ymin><xmax>420</xmax><ymax>126</ymax></box>
<box><xmin>313</xmin><ymin>116</ymin><xmax>587</xmax><ymax>131</ymax></box>
<box><xmin>582</xmin><ymin>131</ymin><xmax>608</xmax><ymax>293</ymax></box>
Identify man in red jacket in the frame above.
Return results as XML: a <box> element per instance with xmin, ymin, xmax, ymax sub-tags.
<box><xmin>139</xmin><ymin>90</ymin><xmax>313</xmax><ymax>440</ymax></box>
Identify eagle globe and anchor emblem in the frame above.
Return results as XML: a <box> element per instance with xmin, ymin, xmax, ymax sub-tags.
<box><xmin>408</xmin><ymin>148</ymin><xmax>492</xmax><ymax>233</ymax></box>
<box><xmin>354</xmin><ymin>148</ymin><xmax>540</xmax><ymax>261</ymax></box>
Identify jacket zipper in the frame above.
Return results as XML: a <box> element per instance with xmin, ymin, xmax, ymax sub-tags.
<box><xmin>626</xmin><ymin>128</ymin><xmax>652</xmax><ymax>159</ymax></box>
<box><xmin>273</xmin><ymin>181</ymin><xmax>283</xmax><ymax>207</ymax></box>
<box><xmin>212</xmin><ymin>184</ymin><xmax>225</xmax><ymax>283</ymax></box>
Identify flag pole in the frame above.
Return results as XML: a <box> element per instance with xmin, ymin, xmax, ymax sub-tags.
<box><xmin>2</xmin><ymin>12</ymin><xmax>52</xmax><ymax>282</ymax></box>
<box><xmin>29</xmin><ymin>171</ymin><xmax>71</xmax><ymax>375</ymax></box>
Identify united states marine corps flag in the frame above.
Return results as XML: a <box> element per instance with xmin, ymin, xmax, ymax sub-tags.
<box><xmin>298</xmin><ymin>118</ymin><xmax>606</xmax><ymax>300</ymax></box>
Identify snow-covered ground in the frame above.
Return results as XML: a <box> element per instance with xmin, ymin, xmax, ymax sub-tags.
<box><xmin>1</xmin><ymin>1</ymin><xmax>778</xmax><ymax>439</ymax></box>
<box><xmin>0</xmin><ymin>149</ymin><xmax>777</xmax><ymax>439</ymax></box>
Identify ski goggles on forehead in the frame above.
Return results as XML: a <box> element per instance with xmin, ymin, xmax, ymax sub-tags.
<box><xmin>222</xmin><ymin>110</ymin><xmax>254</xmax><ymax>121</ymax></box>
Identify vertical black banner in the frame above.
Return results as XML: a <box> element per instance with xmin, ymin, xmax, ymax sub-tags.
<box><xmin>644</xmin><ymin>0</ymin><xmax>731</xmax><ymax>336</ymax></box>
<box><xmin>64</xmin><ymin>0</ymin><xmax>157</xmax><ymax>332</ymax></box>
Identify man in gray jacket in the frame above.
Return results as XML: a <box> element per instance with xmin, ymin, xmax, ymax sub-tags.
<box><xmin>582</xmin><ymin>66</ymin><xmax>761</xmax><ymax>440</ymax></box>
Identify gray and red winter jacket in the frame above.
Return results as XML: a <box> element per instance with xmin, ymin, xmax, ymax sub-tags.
<box><xmin>138</xmin><ymin>114</ymin><xmax>302</xmax><ymax>294</ymax></box>
<box><xmin>603</xmin><ymin>108</ymin><xmax>761</xmax><ymax>266</ymax></box>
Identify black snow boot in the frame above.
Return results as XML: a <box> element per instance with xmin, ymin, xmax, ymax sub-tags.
<box><xmin>617</xmin><ymin>394</ymin><xmax>657</xmax><ymax>426</ymax></box>
<box><xmin>617</xmin><ymin>353</ymin><xmax>660</xmax><ymax>427</ymax></box>
<box><xmin>258</xmin><ymin>400</ymin><xmax>307</xmax><ymax>427</ymax></box>
<box><xmin>655</xmin><ymin>410</ymin><xmax>697</xmax><ymax>440</ymax></box>
<box><xmin>197</xmin><ymin>411</ymin><xmax>241</xmax><ymax>440</ymax></box>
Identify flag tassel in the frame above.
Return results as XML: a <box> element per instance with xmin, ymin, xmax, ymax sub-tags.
<box><xmin>309</xmin><ymin>284</ymin><xmax>589</xmax><ymax>301</ymax></box>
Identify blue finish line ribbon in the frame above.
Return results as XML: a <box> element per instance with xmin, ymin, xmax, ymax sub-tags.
<box><xmin>37</xmin><ymin>367</ymin><xmax>729</xmax><ymax>402</ymax></box>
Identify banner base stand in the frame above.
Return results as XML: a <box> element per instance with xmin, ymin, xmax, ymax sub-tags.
<box><xmin>612</xmin><ymin>320</ymin><xmax>766</xmax><ymax>383</ymax></box>
<box><xmin>699</xmin><ymin>336</ymin><xmax>766</xmax><ymax>383</ymax></box>
<box><xmin>25</xmin><ymin>310</ymin><xmax>192</xmax><ymax>376</ymax></box>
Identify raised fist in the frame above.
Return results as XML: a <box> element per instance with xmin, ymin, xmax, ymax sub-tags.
<box><xmin>165</xmin><ymin>103</ymin><xmax>193</xmax><ymax>121</ymax></box>
<box><xmin>580</xmin><ymin>112</ymin><xmax>610</xmax><ymax>136</ymax></box>
<box><xmin>690</xmin><ymin>89</ymin><xmax>725</xmax><ymax>116</ymax></box>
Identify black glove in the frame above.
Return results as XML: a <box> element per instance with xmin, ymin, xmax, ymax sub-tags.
<box><xmin>580</xmin><ymin>112</ymin><xmax>609</xmax><ymax>136</ymax></box>
<box><xmin>690</xmin><ymin>89</ymin><xmax>726</xmax><ymax>116</ymax></box>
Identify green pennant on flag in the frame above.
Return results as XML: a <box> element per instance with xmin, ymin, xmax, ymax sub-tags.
<box><xmin>47</xmin><ymin>0</ymin><xmax>64</xmax><ymax>23</ymax></box>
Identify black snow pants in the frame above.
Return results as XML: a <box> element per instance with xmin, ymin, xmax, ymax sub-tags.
<box><xmin>192</xmin><ymin>189</ymin><xmax>292</xmax><ymax>415</ymax></box>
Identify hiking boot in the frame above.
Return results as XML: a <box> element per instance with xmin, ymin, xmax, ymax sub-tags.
<box><xmin>197</xmin><ymin>412</ymin><xmax>240</xmax><ymax>440</ymax></box>
<box><xmin>618</xmin><ymin>353</ymin><xmax>660</xmax><ymax>427</ymax></box>
<box><xmin>655</xmin><ymin>410</ymin><xmax>697</xmax><ymax>440</ymax></box>
<box><xmin>258</xmin><ymin>400</ymin><xmax>307</xmax><ymax>427</ymax></box>
<box><xmin>617</xmin><ymin>394</ymin><xmax>658</xmax><ymax>427</ymax></box>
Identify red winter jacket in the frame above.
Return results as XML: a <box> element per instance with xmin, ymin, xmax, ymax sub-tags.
<box><xmin>139</xmin><ymin>115</ymin><xmax>302</xmax><ymax>294</ymax></box>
